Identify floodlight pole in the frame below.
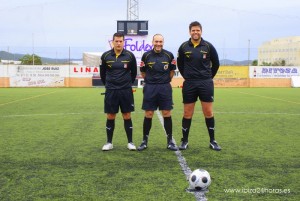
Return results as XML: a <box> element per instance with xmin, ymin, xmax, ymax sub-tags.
<box><xmin>7</xmin><ymin>46</ymin><xmax>9</xmax><ymax>65</ymax></box>
<box><xmin>69</xmin><ymin>46</ymin><xmax>71</xmax><ymax>67</ymax></box>
<box><xmin>248</xmin><ymin>39</ymin><xmax>250</xmax><ymax>66</ymax></box>
<box><xmin>127</xmin><ymin>0</ymin><xmax>139</xmax><ymax>20</ymax></box>
<box><xmin>32</xmin><ymin>33</ymin><xmax>35</xmax><ymax>66</ymax></box>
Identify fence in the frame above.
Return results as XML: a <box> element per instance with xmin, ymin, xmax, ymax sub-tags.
<box><xmin>0</xmin><ymin>65</ymin><xmax>299</xmax><ymax>88</ymax></box>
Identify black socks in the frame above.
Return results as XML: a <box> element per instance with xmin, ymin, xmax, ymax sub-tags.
<box><xmin>205</xmin><ymin>117</ymin><xmax>215</xmax><ymax>142</ymax></box>
<box><xmin>143</xmin><ymin>117</ymin><xmax>152</xmax><ymax>142</ymax></box>
<box><xmin>124</xmin><ymin>119</ymin><xmax>133</xmax><ymax>143</ymax></box>
<box><xmin>182</xmin><ymin>117</ymin><xmax>192</xmax><ymax>142</ymax></box>
<box><xmin>106</xmin><ymin>119</ymin><xmax>115</xmax><ymax>143</ymax></box>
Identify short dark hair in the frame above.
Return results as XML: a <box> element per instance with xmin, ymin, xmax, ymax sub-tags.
<box><xmin>189</xmin><ymin>21</ymin><xmax>202</xmax><ymax>31</ymax></box>
<box><xmin>113</xmin><ymin>32</ymin><xmax>125</xmax><ymax>40</ymax></box>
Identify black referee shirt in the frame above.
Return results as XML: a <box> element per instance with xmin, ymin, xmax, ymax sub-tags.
<box><xmin>177</xmin><ymin>38</ymin><xmax>219</xmax><ymax>80</ymax></box>
<box><xmin>100</xmin><ymin>49</ymin><xmax>137</xmax><ymax>90</ymax></box>
<box><xmin>140</xmin><ymin>49</ymin><xmax>176</xmax><ymax>84</ymax></box>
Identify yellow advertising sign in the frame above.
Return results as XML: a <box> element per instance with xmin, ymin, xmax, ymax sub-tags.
<box><xmin>215</xmin><ymin>66</ymin><xmax>249</xmax><ymax>78</ymax></box>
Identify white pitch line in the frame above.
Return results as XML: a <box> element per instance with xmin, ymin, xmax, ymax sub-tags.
<box><xmin>225</xmin><ymin>89</ymin><xmax>300</xmax><ymax>105</ymax></box>
<box><xmin>215</xmin><ymin>111</ymin><xmax>300</xmax><ymax>116</ymax></box>
<box><xmin>0</xmin><ymin>112</ymin><xmax>99</xmax><ymax>118</ymax></box>
<box><xmin>0</xmin><ymin>90</ymin><xmax>61</xmax><ymax>107</ymax></box>
<box><xmin>155</xmin><ymin>110</ymin><xmax>207</xmax><ymax>201</ymax></box>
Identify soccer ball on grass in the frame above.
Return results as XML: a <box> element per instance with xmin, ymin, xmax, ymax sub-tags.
<box><xmin>188</xmin><ymin>169</ymin><xmax>211</xmax><ymax>190</ymax></box>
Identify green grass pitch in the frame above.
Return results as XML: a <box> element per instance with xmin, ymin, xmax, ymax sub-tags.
<box><xmin>0</xmin><ymin>87</ymin><xmax>299</xmax><ymax>200</ymax></box>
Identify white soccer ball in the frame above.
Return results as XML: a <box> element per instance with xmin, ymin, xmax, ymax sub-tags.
<box><xmin>189</xmin><ymin>169</ymin><xmax>211</xmax><ymax>190</ymax></box>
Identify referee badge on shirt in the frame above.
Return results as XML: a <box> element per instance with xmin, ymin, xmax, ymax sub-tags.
<box><xmin>124</xmin><ymin>63</ymin><xmax>128</xmax><ymax>68</ymax></box>
<box><xmin>200</xmin><ymin>50</ymin><xmax>207</xmax><ymax>59</ymax></box>
<box><xmin>164</xmin><ymin>64</ymin><xmax>168</xmax><ymax>70</ymax></box>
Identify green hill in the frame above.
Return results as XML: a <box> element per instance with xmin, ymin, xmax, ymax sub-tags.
<box><xmin>0</xmin><ymin>51</ymin><xmax>80</xmax><ymax>64</ymax></box>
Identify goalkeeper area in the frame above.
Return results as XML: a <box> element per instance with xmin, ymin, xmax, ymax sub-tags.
<box><xmin>0</xmin><ymin>87</ymin><xmax>299</xmax><ymax>200</ymax></box>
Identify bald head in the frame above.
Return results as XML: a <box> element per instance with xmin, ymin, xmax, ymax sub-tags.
<box><xmin>153</xmin><ymin>34</ymin><xmax>164</xmax><ymax>41</ymax></box>
<box><xmin>152</xmin><ymin>34</ymin><xmax>164</xmax><ymax>52</ymax></box>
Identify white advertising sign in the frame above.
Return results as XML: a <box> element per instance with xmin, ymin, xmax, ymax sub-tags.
<box><xmin>69</xmin><ymin>66</ymin><xmax>100</xmax><ymax>78</ymax></box>
<box><xmin>9</xmin><ymin>65</ymin><xmax>65</xmax><ymax>87</ymax></box>
<box><xmin>249</xmin><ymin>66</ymin><xmax>300</xmax><ymax>78</ymax></box>
<box><xmin>291</xmin><ymin>76</ymin><xmax>300</xmax><ymax>87</ymax></box>
<box><xmin>0</xmin><ymin>65</ymin><xmax>7</xmax><ymax>77</ymax></box>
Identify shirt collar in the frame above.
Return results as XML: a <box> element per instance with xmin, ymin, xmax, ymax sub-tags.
<box><xmin>188</xmin><ymin>38</ymin><xmax>204</xmax><ymax>47</ymax></box>
<box><xmin>151</xmin><ymin>48</ymin><xmax>164</xmax><ymax>55</ymax></box>
<box><xmin>111</xmin><ymin>48</ymin><xmax>124</xmax><ymax>56</ymax></box>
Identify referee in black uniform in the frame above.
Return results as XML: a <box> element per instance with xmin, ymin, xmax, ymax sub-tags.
<box><xmin>177</xmin><ymin>21</ymin><xmax>221</xmax><ymax>151</ymax></box>
<box><xmin>137</xmin><ymin>34</ymin><xmax>178</xmax><ymax>151</ymax></box>
<box><xmin>100</xmin><ymin>32</ymin><xmax>137</xmax><ymax>151</ymax></box>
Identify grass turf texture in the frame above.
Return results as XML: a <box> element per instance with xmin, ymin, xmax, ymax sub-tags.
<box><xmin>0</xmin><ymin>87</ymin><xmax>299</xmax><ymax>201</ymax></box>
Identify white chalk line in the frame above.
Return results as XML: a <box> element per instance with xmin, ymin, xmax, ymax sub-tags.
<box><xmin>155</xmin><ymin>110</ymin><xmax>207</xmax><ymax>201</ymax></box>
<box><xmin>0</xmin><ymin>90</ymin><xmax>62</xmax><ymax>107</ymax></box>
<box><xmin>0</xmin><ymin>112</ymin><xmax>98</xmax><ymax>118</ymax></box>
<box><xmin>225</xmin><ymin>89</ymin><xmax>300</xmax><ymax>105</ymax></box>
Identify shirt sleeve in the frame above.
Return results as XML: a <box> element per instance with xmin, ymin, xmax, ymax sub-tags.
<box><xmin>169</xmin><ymin>53</ymin><xmax>177</xmax><ymax>71</ymax></box>
<box><xmin>209</xmin><ymin>44</ymin><xmax>220</xmax><ymax>78</ymax></box>
<box><xmin>177</xmin><ymin>45</ymin><xmax>184</xmax><ymax>77</ymax></box>
<box><xmin>140</xmin><ymin>53</ymin><xmax>146</xmax><ymax>73</ymax></box>
<box><xmin>129</xmin><ymin>52</ymin><xmax>137</xmax><ymax>83</ymax></box>
<box><xmin>100</xmin><ymin>54</ymin><xmax>106</xmax><ymax>85</ymax></box>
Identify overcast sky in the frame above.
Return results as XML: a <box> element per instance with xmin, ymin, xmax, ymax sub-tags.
<box><xmin>0</xmin><ymin>0</ymin><xmax>299</xmax><ymax>60</ymax></box>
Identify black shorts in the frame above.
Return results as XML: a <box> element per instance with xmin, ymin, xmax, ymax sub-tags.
<box><xmin>142</xmin><ymin>83</ymin><xmax>173</xmax><ymax>111</ymax></box>
<box><xmin>182</xmin><ymin>79</ymin><xmax>214</xmax><ymax>103</ymax></box>
<box><xmin>104</xmin><ymin>88</ymin><xmax>135</xmax><ymax>113</ymax></box>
